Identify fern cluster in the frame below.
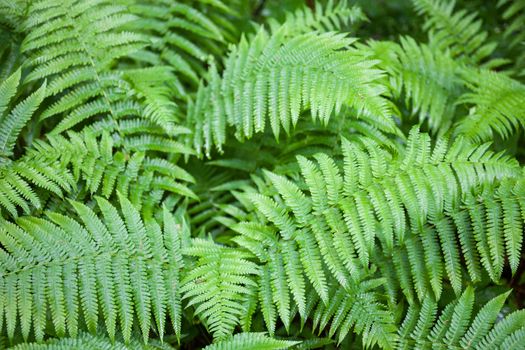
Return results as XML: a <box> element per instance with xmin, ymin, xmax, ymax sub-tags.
<box><xmin>0</xmin><ymin>0</ymin><xmax>524</xmax><ymax>349</ymax></box>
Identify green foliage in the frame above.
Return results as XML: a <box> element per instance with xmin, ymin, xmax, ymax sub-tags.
<box><xmin>202</xmin><ymin>332</ymin><xmax>300</xmax><ymax>350</ymax></box>
<box><xmin>0</xmin><ymin>195</ymin><xmax>183</xmax><ymax>343</ymax></box>
<box><xmin>188</xmin><ymin>24</ymin><xmax>397</xmax><ymax>157</ymax></box>
<box><xmin>0</xmin><ymin>0</ymin><xmax>524</xmax><ymax>349</ymax></box>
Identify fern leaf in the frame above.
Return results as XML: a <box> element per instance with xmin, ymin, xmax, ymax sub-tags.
<box><xmin>189</xmin><ymin>26</ymin><xmax>397</xmax><ymax>156</ymax></box>
<box><xmin>181</xmin><ymin>238</ymin><xmax>260</xmax><ymax>340</ymax></box>
<box><xmin>455</xmin><ymin>69</ymin><xmax>525</xmax><ymax>142</ymax></box>
<box><xmin>202</xmin><ymin>332</ymin><xmax>300</xmax><ymax>350</ymax></box>
<box><xmin>0</xmin><ymin>195</ymin><xmax>183</xmax><ymax>342</ymax></box>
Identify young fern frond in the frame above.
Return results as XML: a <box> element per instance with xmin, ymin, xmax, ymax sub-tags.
<box><xmin>0</xmin><ymin>196</ymin><xmax>183</xmax><ymax>343</ymax></box>
<box><xmin>202</xmin><ymin>332</ymin><xmax>300</xmax><ymax>350</ymax></box>
<box><xmin>396</xmin><ymin>287</ymin><xmax>525</xmax><ymax>350</ymax></box>
<box><xmin>411</xmin><ymin>0</ymin><xmax>497</xmax><ymax>65</ymax></box>
<box><xmin>181</xmin><ymin>238</ymin><xmax>260</xmax><ymax>341</ymax></box>
<box><xmin>189</xmin><ymin>25</ymin><xmax>398</xmax><ymax>157</ymax></box>
<box><xmin>454</xmin><ymin>69</ymin><xmax>525</xmax><ymax>142</ymax></box>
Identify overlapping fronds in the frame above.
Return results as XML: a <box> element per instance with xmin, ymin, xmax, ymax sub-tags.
<box><xmin>20</xmin><ymin>0</ymin><xmax>166</xmax><ymax>135</ymax></box>
<box><xmin>396</xmin><ymin>287</ymin><xmax>525</xmax><ymax>349</ymax></box>
<box><xmin>181</xmin><ymin>238</ymin><xmax>260</xmax><ymax>340</ymax></box>
<box><xmin>0</xmin><ymin>196</ymin><xmax>183</xmax><ymax>342</ymax></box>
<box><xmin>455</xmin><ymin>69</ymin><xmax>525</xmax><ymax>142</ymax></box>
<box><xmin>189</xmin><ymin>25</ymin><xmax>397</xmax><ymax>156</ymax></box>
<box><xmin>0</xmin><ymin>69</ymin><xmax>46</xmax><ymax>158</ymax></box>
<box><xmin>126</xmin><ymin>0</ymin><xmax>248</xmax><ymax>96</ymax></box>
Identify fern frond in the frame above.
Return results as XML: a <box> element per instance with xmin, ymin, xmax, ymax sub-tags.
<box><xmin>189</xmin><ymin>25</ymin><xmax>398</xmax><ymax>156</ymax></box>
<box><xmin>370</xmin><ymin>37</ymin><xmax>463</xmax><ymax>132</ymax></box>
<box><xmin>181</xmin><ymin>238</ymin><xmax>260</xmax><ymax>341</ymax></box>
<box><xmin>454</xmin><ymin>69</ymin><xmax>525</xmax><ymax>142</ymax></box>
<box><xmin>0</xmin><ymin>195</ymin><xmax>183</xmax><ymax>342</ymax></box>
<box><xmin>202</xmin><ymin>332</ymin><xmax>300</xmax><ymax>350</ymax></box>
<box><xmin>267</xmin><ymin>0</ymin><xmax>366</xmax><ymax>34</ymax></box>
<box><xmin>125</xmin><ymin>0</ymin><xmax>246</xmax><ymax>95</ymax></box>
<box><xmin>0</xmin><ymin>69</ymin><xmax>46</xmax><ymax>158</ymax></box>
<box><xmin>234</xmin><ymin>128</ymin><xmax>522</xmax><ymax>302</ymax></box>
<box><xmin>411</xmin><ymin>0</ymin><xmax>496</xmax><ymax>65</ymax></box>
<box><xmin>23</xmin><ymin>130</ymin><xmax>196</xmax><ymax>212</ymax></box>
<box><xmin>6</xmin><ymin>332</ymin><xmax>173</xmax><ymax>350</ymax></box>
<box><xmin>19</xmin><ymin>0</ymin><xmax>176</xmax><ymax>135</ymax></box>
<box><xmin>395</xmin><ymin>287</ymin><xmax>523</xmax><ymax>349</ymax></box>
<box><xmin>0</xmin><ymin>156</ymin><xmax>73</xmax><ymax>218</ymax></box>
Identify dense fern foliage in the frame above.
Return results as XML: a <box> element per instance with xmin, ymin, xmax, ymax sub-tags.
<box><xmin>0</xmin><ymin>0</ymin><xmax>524</xmax><ymax>349</ymax></box>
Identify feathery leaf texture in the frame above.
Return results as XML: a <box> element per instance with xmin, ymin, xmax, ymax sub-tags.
<box><xmin>396</xmin><ymin>287</ymin><xmax>525</xmax><ymax>349</ymax></box>
<box><xmin>234</xmin><ymin>128</ymin><xmax>523</xmax><ymax>302</ymax></box>
<box><xmin>189</xmin><ymin>25</ymin><xmax>397</xmax><ymax>156</ymax></box>
<box><xmin>6</xmin><ymin>332</ymin><xmax>174</xmax><ymax>350</ymax></box>
<box><xmin>455</xmin><ymin>69</ymin><xmax>525</xmax><ymax>142</ymax></box>
<box><xmin>181</xmin><ymin>239</ymin><xmax>260</xmax><ymax>340</ymax></box>
<box><xmin>0</xmin><ymin>69</ymin><xmax>46</xmax><ymax>158</ymax></box>
<box><xmin>0</xmin><ymin>196</ymin><xmax>183</xmax><ymax>342</ymax></box>
<box><xmin>411</xmin><ymin>0</ymin><xmax>496</xmax><ymax>65</ymax></box>
<box><xmin>202</xmin><ymin>332</ymin><xmax>300</xmax><ymax>350</ymax></box>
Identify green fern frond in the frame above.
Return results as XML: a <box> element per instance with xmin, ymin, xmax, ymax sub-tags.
<box><xmin>189</xmin><ymin>25</ymin><xmax>398</xmax><ymax>156</ymax></box>
<box><xmin>454</xmin><ymin>69</ymin><xmax>525</xmax><ymax>142</ymax></box>
<box><xmin>181</xmin><ymin>238</ymin><xmax>260</xmax><ymax>341</ymax></box>
<box><xmin>23</xmin><ymin>130</ymin><xmax>196</xmax><ymax>211</ymax></box>
<box><xmin>0</xmin><ymin>69</ymin><xmax>46</xmax><ymax>158</ymax></box>
<box><xmin>0</xmin><ymin>156</ymin><xmax>73</xmax><ymax>218</ymax></box>
<box><xmin>202</xmin><ymin>332</ymin><xmax>300</xmax><ymax>350</ymax></box>
<box><xmin>267</xmin><ymin>0</ymin><xmax>366</xmax><ymax>34</ymax></box>
<box><xmin>125</xmin><ymin>0</ymin><xmax>246</xmax><ymax>95</ymax></box>
<box><xmin>233</xmin><ymin>128</ymin><xmax>522</xmax><ymax>302</ymax></box>
<box><xmin>395</xmin><ymin>287</ymin><xmax>524</xmax><ymax>349</ymax></box>
<box><xmin>6</xmin><ymin>332</ymin><xmax>174</xmax><ymax>350</ymax></box>
<box><xmin>309</xmin><ymin>283</ymin><xmax>397</xmax><ymax>348</ymax></box>
<box><xmin>498</xmin><ymin>0</ymin><xmax>525</xmax><ymax>49</ymax></box>
<box><xmin>0</xmin><ymin>196</ymin><xmax>183</xmax><ymax>342</ymax></box>
<box><xmin>411</xmin><ymin>0</ymin><xmax>496</xmax><ymax>65</ymax></box>
<box><xmin>370</xmin><ymin>37</ymin><xmax>463</xmax><ymax>132</ymax></box>
<box><xmin>19</xmin><ymin>0</ymin><xmax>163</xmax><ymax>135</ymax></box>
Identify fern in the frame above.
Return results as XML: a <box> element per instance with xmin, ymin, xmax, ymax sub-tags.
<box><xmin>411</xmin><ymin>0</ymin><xmax>497</xmax><ymax>65</ymax></box>
<box><xmin>1</xmin><ymin>1</ymin><xmax>524</xmax><ymax>348</ymax></box>
<box><xmin>202</xmin><ymin>332</ymin><xmax>300</xmax><ymax>350</ymax></box>
<box><xmin>455</xmin><ymin>69</ymin><xmax>525</xmax><ymax>142</ymax></box>
<box><xmin>0</xmin><ymin>195</ymin><xmax>183</xmax><ymax>342</ymax></box>
<box><xmin>266</xmin><ymin>1</ymin><xmax>366</xmax><ymax>34</ymax></box>
<box><xmin>233</xmin><ymin>129</ymin><xmax>522</xmax><ymax>302</ymax></box>
<box><xmin>396</xmin><ymin>287</ymin><xmax>525</xmax><ymax>349</ymax></box>
<box><xmin>181</xmin><ymin>238</ymin><xmax>260</xmax><ymax>340</ymax></box>
<box><xmin>23</xmin><ymin>129</ymin><xmax>197</xmax><ymax>215</ymax></box>
<box><xmin>5</xmin><ymin>332</ymin><xmax>174</xmax><ymax>349</ymax></box>
<box><xmin>189</xmin><ymin>25</ymin><xmax>398</xmax><ymax>156</ymax></box>
<box><xmin>20</xmin><ymin>0</ymin><xmax>167</xmax><ymax>135</ymax></box>
<box><xmin>0</xmin><ymin>69</ymin><xmax>45</xmax><ymax>158</ymax></box>
<box><xmin>367</xmin><ymin>37</ymin><xmax>463</xmax><ymax>132</ymax></box>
